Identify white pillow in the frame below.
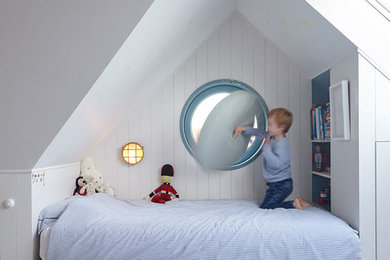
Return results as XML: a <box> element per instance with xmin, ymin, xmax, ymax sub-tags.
<box><xmin>196</xmin><ymin>90</ymin><xmax>261</xmax><ymax>170</ymax></box>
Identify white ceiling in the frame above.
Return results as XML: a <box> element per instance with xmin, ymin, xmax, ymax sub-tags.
<box><xmin>0</xmin><ymin>0</ymin><xmax>153</xmax><ymax>170</ymax></box>
<box><xmin>306</xmin><ymin>0</ymin><xmax>390</xmax><ymax>78</ymax></box>
<box><xmin>35</xmin><ymin>0</ymin><xmax>237</xmax><ymax>168</ymax></box>
<box><xmin>36</xmin><ymin>0</ymin><xmax>358</xmax><ymax>168</ymax></box>
<box><xmin>237</xmin><ymin>0</ymin><xmax>356</xmax><ymax>78</ymax></box>
<box><xmin>1</xmin><ymin>0</ymin><xmax>358</xmax><ymax>169</ymax></box>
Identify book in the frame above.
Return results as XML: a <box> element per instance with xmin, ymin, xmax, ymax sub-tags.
<box><xmin>311</xmin><ymin>103</ymin><xmax>331</xmax><ymax>140</ymax></box>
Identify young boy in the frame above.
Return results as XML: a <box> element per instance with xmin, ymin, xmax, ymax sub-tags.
<box><xmin>234</xmin><ymin>108</ymin><xmax>311</xmax><ymax>210</ymax></box>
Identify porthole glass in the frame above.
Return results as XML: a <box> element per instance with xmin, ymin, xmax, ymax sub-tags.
<box><xmin>180</xmin><ymin>79</ymin><xmax>269</xmax><ymax>170</ymax></box>
<box><xmin>191</xmin><ymin>92</ymin><xmax>229</xmax><ymax>142</ymax></box>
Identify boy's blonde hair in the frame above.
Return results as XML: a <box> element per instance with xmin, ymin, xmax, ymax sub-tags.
<box><xmin>268</xmin><ymin>108</ymin><xmax>293</xmax><ymax>133</ymax></box>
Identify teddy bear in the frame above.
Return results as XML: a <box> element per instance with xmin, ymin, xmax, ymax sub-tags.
<box><xmin>73</xmin><ymin>156</ymin><xmax>115</xmax><ymax>196</ymax></box>
<box><xmin>79</xmin><ymin>175</ymin><xmax>104</xmax><ymax>196</ymax></box>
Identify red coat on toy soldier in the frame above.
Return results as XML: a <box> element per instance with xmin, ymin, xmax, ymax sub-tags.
<box><xmin>147</xmin><ymin>164</ymin><xmax>180</xmax><ymax>204</ymax></box>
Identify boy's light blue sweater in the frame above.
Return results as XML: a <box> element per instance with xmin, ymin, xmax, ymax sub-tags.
<box><xmin>244</xmin><ymin>127</ymin><xmax>291</xmax><ymax>183</ymax></box>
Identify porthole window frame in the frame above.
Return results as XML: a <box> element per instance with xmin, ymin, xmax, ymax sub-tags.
<box><xmin>179</xmin><ymin>79</ymin><xmax>269</xmax><ymax>170</ymax></box>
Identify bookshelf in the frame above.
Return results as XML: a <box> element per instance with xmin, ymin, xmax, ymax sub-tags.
<box><xmin>312</xmin><ymin>171</ymin><xmax>331</xmax><ymax>179</ymax></box>
<box><xmin>311</xmin><ymin>70</ymin><xmax>331</xmax><ymax>212</ymax></box>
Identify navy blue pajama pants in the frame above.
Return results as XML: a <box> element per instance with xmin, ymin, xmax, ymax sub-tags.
<box><xmin>260</xmin><ymin>178</ymin><xmax>294</xmax><ymax>209</ymax></box>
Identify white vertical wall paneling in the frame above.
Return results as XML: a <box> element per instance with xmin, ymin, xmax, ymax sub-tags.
<box><xmin>219</xmin><ymin>18</ymin><xmax>232</xmax><ymax>199</ymax></box>
<box><xmin>139</xmin><ymin>98</ymin><xmax>153</xmax><ymax>198</ymax></box>
<box><xmin>126</xmin><ymin>120</ymin><xmax>134</xmax><ymax>199</ymax></box>
<box><xmin>241</xmin><ymin>18</ymin><xmax>255</xmax><ymax>200</ymax></box>
<box><xmin>375</xmin><ymin>70</ymin><xmax>390</xmax><ymax>260</ymax></box>
<box><xmin>184</xmin><ymin>55</ymin><xmax>198</xmax><ymax>199</ymax></box>
<box><xmin>17</xmin><ymin>174</ymin><xmax>32</xmax><ymax>260</ymax></box>
<box><xmin>288</xmin><ymin>61</ymin><xmax>301</xmax><ymax>200</ymax></box>
<box><xmin>92</xmin><ymin>141</ymin><xmax>106</xmax><ymax>182</ymax></box>
<box><xmin>276</xmin><ymin>51</ymin><xmax>291</xmax><ymax>199</ymax></box>
<box><xmin>376</xmin><ymin>141</ymin><xmax>390</xmax><ymax>260</ymax></box>
<box><xmin>105</xmin><ymin>131</ymin><xmax>119</xmax><ymax>196</ymax></box>
<box><xmin>162</xmin><ymin>76</ymin><xmax>175</xmax><ymax>187</ymax></box>
<box><xmin>116</xmin><ymin>121</ymin><xmax>130</xmax><ymax>199</ymax></box>
<box><xmin>253</xmin><ymin>31</ymin><xmax>267</xmax><ymax>202</ymax></box>
<box><xmin>290</xmin><ymin>64</ymin><xmax>301</xmax><ymax>198</ymax></box>
<box><xmin>266</xmin><ymin>43</ymin><xmax>277</xmax><ymax>110</ymax></box>
<box><xmin>330</xmin><ymin>53</ymin><xmax>359</xmax><ymax>229</ymax></box>
<box><xmin>128</xmin><ymin>111</ymin><xmax>141</xmax><ymax>199</ymax></box>
<box><xmin>358</xmin><ymin>54</ymin><xmax>376</xmax><ymax>260</ymax></box>
<box><xmin>162</xmin><ymin>76</ymin><xmax>175</xmax><ymax>164</ymax></box>
<box><xmin>89</xmin><ymin>13</ymin><xmax>309</xmax><ymax>202</ymax></box>
<box><xmin>231</xmin><ymin>13</ymin><xmax>244</xmax><ymax>199</ymax></box>
<box><xmin>300</xmin><ymin>73</ymin><xmax>312</xmax><ymax>201</ymax></box>
<box><xmin>0</xmin><ymin>173</ymin><xmax>36</xmax><ymax>260</ymax></box>
<box><xmin>173</xmin><ymin>66</ymin><xmax>187</xmax><ymax>199</ymax></box>
<box><xmin>196</xmin><ymin>42</ymin><xmax>210</xmax><ymax>200</ymax></box>
<box><xmin>376</xmin><ymin>70</ymin><xmax>390</xmax><ymax>141</ymax></box>
<box><xmin>253</xmin><ymin>32</ymin><xmax>266</xmax><ymax>97</ymax></box>
<box><xmin>0</xmin><ymin>174</ymin><xmax>17</xmax><ymax>260</ymax></box>
<box><xmin>207</xmin><ymin>30</ymin><xmax>221</xmax><ymax>200</ymax></box>
<box><xmin>151</xmin><ymin>88</ymin><xmax>164</xmax><ymax>195</ymax></box>
<box><xmin>276</xmin><ymin>52</ymin><xmax>289</xmax><ymax>108</ymax></box>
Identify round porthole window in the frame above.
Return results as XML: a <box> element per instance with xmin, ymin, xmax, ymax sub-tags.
<box><xmin>179</xmin><ymin>79</ymin><xmax>269</xmax><ymax>170</ymax></box>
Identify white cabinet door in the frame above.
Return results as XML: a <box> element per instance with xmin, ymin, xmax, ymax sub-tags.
<box><xmin>376</xmin><ymin>72</ymin><xmax>390</xmax><ymax>141</ymax></box>
<box><xmin>376</xmin><ymin>142</ymin><xmax>390</xmax><ymax>259</ymax></box>
<box><xmin>0</xmin><ymin>174</ymin><xmax>17</xmax><ymax>260</ymax></box>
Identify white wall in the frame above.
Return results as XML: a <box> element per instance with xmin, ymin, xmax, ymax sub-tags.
<box><xmin>34</xmin><ymin>0</ymin><xmax>236</xmax><ymax>170</ymax></box>
<box><xmin>375</xmin><ymin>72</ymin><xmax>390</xmax><ymax>260</ymax></box>
<box><xmin>357</xmin><ymin>53</ymin><xmax>390</xmax><ymax>260</ymax></box>
<box><xmin>330</xmin><ymin>53</ymin><xmax>359</xmax><ymax>229</ymax></box>
<box><xmin>0</xmin><ymin>164</ymin><xmax>80</xmax><ymax>260</ymax></box>
<box><xmin>376</xmin><ymin>142</ymin><xmax>390</xmax><ymax>260</ymax></box>
<box><xmin>91</xmin><ymin>13</ymin><xmax>312</xmax><ymax>202</ymax></box>
<box><xmin>31</xmin><ymin>163</ymin><xmax>80</xmax><ymax>260</ymax></box>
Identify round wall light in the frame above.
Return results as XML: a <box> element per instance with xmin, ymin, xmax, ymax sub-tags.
<box><xmin>122</xmin><ymin>142</ymin><xmax>144</xmax><ymax>165</ymax></box>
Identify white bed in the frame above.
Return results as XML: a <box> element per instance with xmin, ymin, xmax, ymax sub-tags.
<box><xmin>39</xmin><ymin>227</ymin><xmax>51</xmax><ymax>260</ymax></box>
<box><xmin>38</xmin><ymin>194</ymin><xmax>360</xmax><ymax>260</ymax></box>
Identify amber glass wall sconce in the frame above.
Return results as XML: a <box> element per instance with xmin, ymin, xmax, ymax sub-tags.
<box><xmin>122</xmin><ymin>142</ymin><xmax>144</xmax><ymax>165</ymax></box>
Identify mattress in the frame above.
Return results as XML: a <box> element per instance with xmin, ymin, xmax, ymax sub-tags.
<box><xmin>38</xmin><ymin>194</ymin><xmax>360</xmax><ymax>260</ymax></box>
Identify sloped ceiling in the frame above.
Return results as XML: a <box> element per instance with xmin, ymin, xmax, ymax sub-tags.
<box><xmin>306</xmin><ymin>0</ymin><xmax>390</xmax><ymax>78</ymax></box>
<box><xmin>35</xmin><ymin>0</ymin><xmax>237</xmax><ymax>168</ymax></box>
<box><xmin>237</xmin><ymin>0</ymin><xmax>356</xmax><ymax>77</ymax></box>
<box><xmin>0</xmin><ymin>0</ymin><xmax>153</xmax><ymax>170</ymax></box>
<box><xmin>1</xmin><ymin>0</ymin><xmax>357</xmax><ymax>169</ymax></box>
<box><xmin>36</xmin><ymin>0</ymin><xmax>357</xmax><ymax>168</ymax></box>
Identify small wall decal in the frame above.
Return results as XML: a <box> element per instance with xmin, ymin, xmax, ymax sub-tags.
<box><xmin>32</xmin><ymin>172</ymin><xmax>46</xmax><ymax>186</ymax></box>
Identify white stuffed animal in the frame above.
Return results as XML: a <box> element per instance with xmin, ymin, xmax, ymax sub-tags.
<box><xmin>77</xmin><ymin>156</ymin><xmax>115</xmax><ymax>196</ymax></box>
<box><xmin>79</xmin><ymin>175</ymin><xmax>100</xmax><ymax>196</ymax></box>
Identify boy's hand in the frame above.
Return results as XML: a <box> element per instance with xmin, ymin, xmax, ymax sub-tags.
<box><xmin>233</xmin><ymin>126</ymin><xmax>246</xmax><ymax>136</ymax></box>
<box><xmin>265</xmin><ymin>135</ymin><xmax>271</xmax><ymax>145</ymax></box>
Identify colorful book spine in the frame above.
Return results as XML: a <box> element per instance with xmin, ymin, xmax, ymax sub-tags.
<box><xmin>325</xmin><ymin>103</ymin><xmax>331</xmax><ymax>140</ymax></box>
<box><xmin>311</xmin><ymin>104</ymin><xmax>331</xmax><ymax>140</ymax></box>
<box><xmin>311</xmin><ymin>108</ymin><xmax>314</xmax><ymax>139</ymax></box>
